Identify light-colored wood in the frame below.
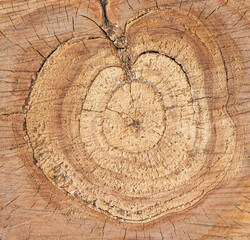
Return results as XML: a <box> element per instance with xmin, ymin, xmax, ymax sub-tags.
<box><xmin>0</xmin><ymin>0</ymin><xmax>249</xmax><ymax>239</ymax></box>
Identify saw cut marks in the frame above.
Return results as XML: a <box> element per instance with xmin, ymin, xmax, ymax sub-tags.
<box><xmin>26</xmin><ymin>7</ymin><xmax>241</xmax><ymax>223</ymax></box>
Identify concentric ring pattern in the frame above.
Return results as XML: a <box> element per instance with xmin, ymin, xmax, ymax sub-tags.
<box><xmin>26</xmin><ymin>7</ymin><xmax>238</xmax><ymax>222</ymax></box>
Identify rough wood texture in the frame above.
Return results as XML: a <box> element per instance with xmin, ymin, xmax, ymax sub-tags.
<box><xmin>0</xmin><ymin>0</ymin><xmax>249</xmax><ymax>239</ymax></box>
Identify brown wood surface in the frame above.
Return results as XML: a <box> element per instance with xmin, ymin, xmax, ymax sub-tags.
<box><xmin>0</xmin><ymin>0</ymin><xmax>249</xmax><ymax>239</ymax></box>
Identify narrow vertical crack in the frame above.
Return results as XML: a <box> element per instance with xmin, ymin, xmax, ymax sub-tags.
<box><xmin>81</xmin><ymin>0</ymin><xmax>134</xmax><ymax>83</ymax></box>
<box><xmin>99</xmin><ymin>0</ymin><xmax>111</xmax><ymax>29</ymax></box>
<box><xmin>218</xmin><ymin>48</ymin><xmax>232</xmax><ymax>119</ymax></box>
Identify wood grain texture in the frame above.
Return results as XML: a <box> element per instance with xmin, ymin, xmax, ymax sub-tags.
<box><xmin>0</xmin><ymin>0</ymin><xmax>249</xmax><ymax>239</ymax></box>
